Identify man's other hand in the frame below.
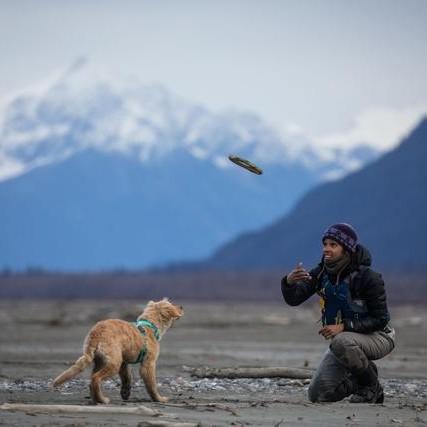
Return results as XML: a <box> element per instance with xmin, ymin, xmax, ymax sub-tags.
<box><xmin>318</xmin><ymin>324</ymin><xmax>344</xmax><ymax>339</ymax></box>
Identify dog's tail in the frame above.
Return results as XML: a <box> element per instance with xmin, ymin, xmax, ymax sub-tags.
<box><xmin>52</xmin><ymin>349</ymin><xmax>95</xmax><ymax>387</ymax></box>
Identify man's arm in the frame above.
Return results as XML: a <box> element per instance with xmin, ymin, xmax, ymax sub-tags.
<box><xmin>281</xmin><ymin>265</ymin><xmax>320</xmax><ymax>306</ymax></box>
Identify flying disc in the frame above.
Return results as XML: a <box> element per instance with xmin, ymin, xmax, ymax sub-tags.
<box><xmin>228</xmin><ymin>155</ymin><xmax>263</xmax><ymax>175</ymax></box>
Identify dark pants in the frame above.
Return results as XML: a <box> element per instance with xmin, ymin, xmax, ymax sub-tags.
<box><xmin>308</xmin><ymin>331</ymin><xmax>395</xmax><ymax>402</ymax></box>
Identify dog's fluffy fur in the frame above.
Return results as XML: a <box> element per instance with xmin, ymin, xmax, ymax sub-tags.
<box><xmin>53</xmin><ymin>298</ymin><xmax>183</xmax><ymax>404</ymax></box>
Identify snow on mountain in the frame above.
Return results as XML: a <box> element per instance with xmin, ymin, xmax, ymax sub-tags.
<box><xmin>0</xmin><ymin>58</ymin><xmax>380</xmax><ymax>183</ymax></box>
<box><xmin>2</xmin><ymin>59</ymin><xmax>408</xmax><ymax>270</ymax></box>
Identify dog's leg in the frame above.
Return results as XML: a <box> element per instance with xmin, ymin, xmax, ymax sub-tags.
<box><xmin>92</xmin><ymin>354</ymin><xmax>104</xmax><ymax>375</ymax></box>
<box><xmin>90</xmin><ymin>358</ymin><xmax>121</xmax><ymax>404</ymax></box>
<box><xmin>90</xmin><ymin>355</ymin><xmax>107</xmax><ymax>404</ymax></box>
<box><xmin>139</xmin><ymin>360</ymin><xmax>168</xmax><ymax>403</ymax></box>
<box><xmin>119</xmin><ymin>363</ymin><xmax>132</xmax><ymax>401</ymax></box>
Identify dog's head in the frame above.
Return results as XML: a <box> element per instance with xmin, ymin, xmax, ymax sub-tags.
<box><xmin>139</xmin><ymin>298</ymin><xmax>184</xmax><ymax>330</ymax></box>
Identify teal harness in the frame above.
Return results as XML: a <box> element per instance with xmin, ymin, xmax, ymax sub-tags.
<box><xmin>131</xmin><ymin>319</ymin><xmax>161</xmax><ymax>364</ymax></box>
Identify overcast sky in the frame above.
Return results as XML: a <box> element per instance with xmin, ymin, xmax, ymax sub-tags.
<box><xmin>1</xmin><ymin>0</ymin><xmax>427</xmax><ymax>150</ymax></box>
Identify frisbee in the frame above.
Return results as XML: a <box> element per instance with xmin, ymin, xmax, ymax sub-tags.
<box><xmin>228</xmin><ymin>155</ymin><xmax>263</xmax><ymax>175</ymax></box>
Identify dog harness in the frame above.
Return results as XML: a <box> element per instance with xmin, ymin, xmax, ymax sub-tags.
<box><xmin>130</xmin><ymin>319</ymin><xmax>161</xmax><ymax>364</ymax></box>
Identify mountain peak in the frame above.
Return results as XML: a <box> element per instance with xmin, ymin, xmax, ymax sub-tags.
<box><xmin>0</xmin><ymin>59</ymin><xmax>389</xmax><ymax>182</ymax></box>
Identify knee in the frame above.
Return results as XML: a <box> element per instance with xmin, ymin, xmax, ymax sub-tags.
<box><xmin>330</xmin><ymin>333</ymin><xmax>368</xmax><ymax>371</ymax></box>
<box><xmin>307</xmin><ymin>376</ymin><xmax>332</xmax><ymax>403</ymax></box>
<box><xmin>308</xmin><ymin>384</ymin><xmax>342</xmax><ymax>403</ymax></box>
<box><xmin>330</xmin><ymin>333</ymin><xmax>355</xmax><ymax>360</ymax></box>
<box><xmin>307</xmin><ymin>383</ymin><xmax>318</xmax><ymax>402</ymax></box>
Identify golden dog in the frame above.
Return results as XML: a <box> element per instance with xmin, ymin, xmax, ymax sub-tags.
<box><xmin>53</xmin><ymin>298</ymin><xmax>183</xmax><ymax>404</ymax></box>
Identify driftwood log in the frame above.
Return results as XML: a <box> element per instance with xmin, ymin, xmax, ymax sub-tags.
<box><xmin>0</xmin><ymin>403</ymin><xmax>160</xmax><ymax>416</ymax></box>
<box><xmin>186</xmin><ymin>366</ymin><xmax>314</xmax><ymax>379</ymax></box>
<box><xmin>137</xmin><ymin>422</ymin><xmax>201</xmax><ymax>427</ymax></box>
<box><xmin>163</xmin><ymin>402</ymin><xmax>239</xmax><ymax>416</ymax></box>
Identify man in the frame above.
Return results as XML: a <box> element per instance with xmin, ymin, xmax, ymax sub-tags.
<box><xmin>281</xmin><ymin>223</ymin><xmax>395</xmax><ymax>403</ymax></box>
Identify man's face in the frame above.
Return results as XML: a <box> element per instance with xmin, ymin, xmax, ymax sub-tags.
<box><xmin>323</xmin><ymin>238</ymin><xmax>345</xmax><ymax>261</ymax></box>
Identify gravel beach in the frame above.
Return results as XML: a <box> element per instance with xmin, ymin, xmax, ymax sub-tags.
<box><xmin>1</xmin><ymin>300</ymin><xmax>426</xmax><ymax>426</ymax></box>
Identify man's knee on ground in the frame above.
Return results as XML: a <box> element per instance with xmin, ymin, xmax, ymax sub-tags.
<box><xmin>308</xmin><ymin>385</ymin><xmax>343</xmax><ymax>403</ymax></box>
<box><xmin>308</xmin><ymin>375</ymin><xmax>345</xmax><ymax>403</ymax></box>
<box><xmin>308</xmin><ymin>384</ymin><xmax>318</xmax><ymax>402</ymax></box>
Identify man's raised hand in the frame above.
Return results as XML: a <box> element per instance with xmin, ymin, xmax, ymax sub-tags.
<box><xmin>287</xmin><ymin>262</ymin><xmax>312</xmax><ymax>285</ymax></box>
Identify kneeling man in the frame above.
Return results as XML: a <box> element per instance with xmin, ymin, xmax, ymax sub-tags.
<box><xmin>281</xmin><ymin>223</ymin><xmax>395</xmax><ymax>403</ymax></box>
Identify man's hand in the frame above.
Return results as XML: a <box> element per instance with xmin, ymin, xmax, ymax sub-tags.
<box><xmin>287</xmin><ymin>262</ymin><xmax>312</xmax><ymax>285</ymax></box>
<box><xmin>318</xmin><ymin>324</ymin><xmax>344</xmax><ymax>339</ymax></box>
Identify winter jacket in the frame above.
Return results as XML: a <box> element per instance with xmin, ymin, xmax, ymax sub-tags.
<box><xmin>281</xmin><ymin>245</ymin><xmax>391</xmax><ymax>334</ymax></box>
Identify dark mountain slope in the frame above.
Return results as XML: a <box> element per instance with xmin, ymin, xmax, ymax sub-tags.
<box><xmin>204</xmin><ymin>117</ymin><xmax>427</xmax><ymax>271</ymax></box>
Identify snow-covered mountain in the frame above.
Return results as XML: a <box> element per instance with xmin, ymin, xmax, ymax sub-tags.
<box><xmin>0</xmin><ymin>58</ymin><xmax>379</xmax><ymax>183</ymax></box>
<box><xmin>0</xmin><ymin>59</ymin><xmax>383</xmax><ymax>271</ymax></box>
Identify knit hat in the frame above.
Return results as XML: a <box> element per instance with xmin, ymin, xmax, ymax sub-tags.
<box><xmin>322</xmin><ymin>223</ymin><xmax>358</xmax><ymax>253</ymax></box>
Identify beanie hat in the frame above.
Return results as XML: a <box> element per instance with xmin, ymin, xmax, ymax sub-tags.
<box><xmin>322</xmin><ymin>223</ymin><xmax>358</xmax><ymax>253</ymax></box>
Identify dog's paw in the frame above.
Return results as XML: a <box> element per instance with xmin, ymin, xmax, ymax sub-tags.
<box><xmin>156</xmin><ymin>396</ymin><xmax>169</xmax><ymax>403</ymax></box>
<box><xmin>120</xmin><ymin>387</ymin><xmax>131</xmax><ymax>401</ymax></box>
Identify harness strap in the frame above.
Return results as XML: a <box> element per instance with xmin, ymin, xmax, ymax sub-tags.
<box><xmin>130</xmin><ymin>319</ymin><xmax>161</xmax><ymax>364</ymax></box>
<box><xmin>317</xmin><ymin>267</ymin><xmax>369</xmax><ymax>326</ymax></box>
<box><xmin>134</xmin><ymin>346</ymin><xmax>147</xmax><ymax>364</ymax></box>
<box><xmin>135</xmin><ymin>319</ymin><xmax>161</xmax><ymax>341</ymax></box>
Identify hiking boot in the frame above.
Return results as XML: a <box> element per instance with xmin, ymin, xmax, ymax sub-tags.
<box><xmin>349</xmin><ymin>381</ymin><xmax>384</xmax><ymax>403</ymax></box>
<box><xmin>349</xmin><ymin>361</ymin><xmax>384</xmax><ymax>404</ymax></box>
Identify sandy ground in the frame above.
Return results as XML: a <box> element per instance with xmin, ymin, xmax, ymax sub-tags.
<box><xmin>0</xmin><ymin>300</ymin><xmax>426</xmax><ymax>426</ymax></box>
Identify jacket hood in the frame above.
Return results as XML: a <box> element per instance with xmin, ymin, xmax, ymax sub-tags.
<box><xmin>352</xmin><ymin>244</ymin><xmax>372</xmax><ymax>268</ymax></box>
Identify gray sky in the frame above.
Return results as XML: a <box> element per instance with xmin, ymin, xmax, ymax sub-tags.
<box><xmin>1</xmin><ymin>0</ymin><xmax>427</xmax><ymax>149</ymax></box>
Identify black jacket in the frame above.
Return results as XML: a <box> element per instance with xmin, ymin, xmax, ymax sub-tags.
<box><xmin>281</xmin><ymin>245</ymin><xmax>390</xmax><ymax>334</ymax></box>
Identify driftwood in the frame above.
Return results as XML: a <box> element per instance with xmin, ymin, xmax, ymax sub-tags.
<box><xmin>163</xmin><ymin>402</ymin><xmax>239</xmax><ymax>416</ymax></box>
<box><xmin>0</xmin><ymin>403</ymin><xmax>160</xmax><ymax>416</ymax></box>
<box><xmin>186</xmin><ymin>366</ymin><xmax>313</xmax><ymax>379</ymax></box>
<box><xmin>137</xmin><ymin>422</ymin><xmax>201</xmax><ymax>427</ymax></box>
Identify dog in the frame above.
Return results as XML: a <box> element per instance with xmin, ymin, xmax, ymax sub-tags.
<box><xmin>53</xmin><ymin>298</ymin><xmax>183</xmax><ymax>404</ymax></box>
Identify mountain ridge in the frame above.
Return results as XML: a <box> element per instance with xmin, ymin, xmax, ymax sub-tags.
<box><xmin>1</xmin><ymin>59</ymin><xmax>419</xmax><ymax>271</ymax></box>
<box><xmin>0</xmin><ymin>59</ymin><xmax>380</xmax><ymax>183</ymax></box>
<box><xmin>198</xmin><ymin>116</ymin><xmax>427</xmax><ymax>272</ymax></box>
